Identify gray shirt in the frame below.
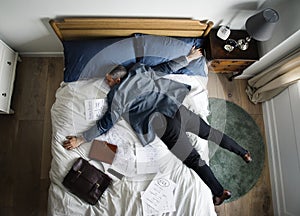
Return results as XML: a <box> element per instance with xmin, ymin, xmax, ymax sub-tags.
<box><xmin>82</xmin><ymin>56</ymin><xmax>191</xmax><ymax>146</ymax></box>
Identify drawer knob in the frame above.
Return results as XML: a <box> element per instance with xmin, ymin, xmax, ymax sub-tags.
<box><xmin>7</xmin><ymin>61</ymin><xmax>12</xmax><ymax>65</ymax></box>
<box><xmin>2</xmin><ymin>93</ymin><xmax>7</xmax><ymax>97</ymax></box>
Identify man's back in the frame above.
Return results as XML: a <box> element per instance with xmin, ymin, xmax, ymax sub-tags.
<box><xmin>106</xmin><ymin>63</ymin><xmax>191</xmax><ymax>146</ymax></box>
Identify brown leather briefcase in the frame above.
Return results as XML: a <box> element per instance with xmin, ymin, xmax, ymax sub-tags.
<box><xmin>63</xmin><ymin>157</ymin><xmax>112</xmax><ymax>205</ymax></box>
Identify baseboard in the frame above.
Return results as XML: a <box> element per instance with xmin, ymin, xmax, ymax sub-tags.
<box><xmin>19</xmin><ymin>52</ymin><xmax>64</xmax><ymax>57</ymax></box>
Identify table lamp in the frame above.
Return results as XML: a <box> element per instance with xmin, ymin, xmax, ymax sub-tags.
<box><xmin>237</xmin><ymin>8</ymin><xmax>279</xmax><ymax>50</ymax></box>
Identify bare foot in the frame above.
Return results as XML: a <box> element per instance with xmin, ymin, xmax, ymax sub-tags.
<box><xmin>63</xmin><ymin>136</ymin><xmax>85</xmax><ymax>150</ymax></box>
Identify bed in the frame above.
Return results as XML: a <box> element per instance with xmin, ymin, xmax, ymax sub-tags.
<box><xmin>48</xmin><ymin>17</ymin><xmax>216</xmax><ymax>216</ymax></box>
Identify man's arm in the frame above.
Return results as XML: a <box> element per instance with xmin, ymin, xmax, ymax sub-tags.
<box><xmin>63</xmin><ymin>90</ymin><xmax>122</xmax><ymax>150</ymax></box>
<box><xmin>82</xmin><ymin>110</ymin><xmax>116</xmax><ymax>142</ymax></box>
<box><xmin>152</xmin><ymin>46</ymin><xmax>203</xmax><ymax>74</ymax></box>
<box><xmin>62</xmin><ymin>110</ymin><xmax>119</xmax><ymax>150</ymax></box>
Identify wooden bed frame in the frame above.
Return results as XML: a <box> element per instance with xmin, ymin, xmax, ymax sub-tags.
<box><xmin>49</xmin><ymin>17</ymin><xmax>214</xmax><ymax>41</ymax></box>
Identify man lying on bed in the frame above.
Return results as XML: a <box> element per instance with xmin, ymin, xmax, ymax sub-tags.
<box><xmin>63</xmin><ymin>46</ymin><xmax>252</xmax><ymax>206</ymax></box>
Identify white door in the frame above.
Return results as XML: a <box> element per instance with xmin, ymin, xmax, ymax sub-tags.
<box><xmin>263</xmin><ymin>81</ymin><xmax>300</xmax><ymax>216</ymax></box>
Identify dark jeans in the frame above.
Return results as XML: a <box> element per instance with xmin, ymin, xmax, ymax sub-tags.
<box><xmin>159</xmin><ymin>106</ymin><xmax>248</xmax><ymax>197</ymax></box>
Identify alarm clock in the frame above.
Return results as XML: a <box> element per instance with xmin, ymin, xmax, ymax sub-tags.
<box><xmin>217</xmin><ymin>26</ymin><xmax>231</xmax><ymax>40</ymax></box>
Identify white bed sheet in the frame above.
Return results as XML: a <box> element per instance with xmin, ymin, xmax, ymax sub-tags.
<box><xmin>48</xmin><ymin>74</ymin><xmax>217</xmax><ymax>216</ymax></box>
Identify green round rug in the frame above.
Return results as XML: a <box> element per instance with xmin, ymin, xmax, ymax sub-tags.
<box><xmin>207</xmin><ymin>98</ymin><xmax>265</xmax><ymax>202</ymax></box>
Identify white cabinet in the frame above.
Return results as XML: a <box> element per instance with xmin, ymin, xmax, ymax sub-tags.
<box><xmin>0</xmin><ymin>39</ymin><xmax>18</xmax><ymax>114</ymax></box>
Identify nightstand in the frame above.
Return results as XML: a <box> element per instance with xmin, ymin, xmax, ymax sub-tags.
<box><xmin>205</xmin><ymin>29</ymin><xmax>259</xmax><ymax>80</ymax></box>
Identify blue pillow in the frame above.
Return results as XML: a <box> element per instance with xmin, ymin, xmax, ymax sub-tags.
<box><xmin>135</xmin><ymin>34</ymin><xmax>206</xmax><ymax>76</ymax></box>
<box><xmin>63</xmin><ymin>37</ymin><xmax>137</xmax><ymax>82</ymax></box>
<box><xmin>62</xmin><ymin>34</ymin><xmax>206</xmax><ymax>82</ymax></box>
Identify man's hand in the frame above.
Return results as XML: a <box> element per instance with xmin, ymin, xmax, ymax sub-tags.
<box><xmin>186</xmin><ymin>46</ymin><xmax>203</xmax><ymax>63</ymax></box>
<box><xmin>63</xmin><ymin>136</ymin><xmax>86</xmax><ymax>150</ymax></box>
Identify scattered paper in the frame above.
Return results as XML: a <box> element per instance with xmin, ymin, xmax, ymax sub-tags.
<box><xmin>141</xmin><ymin>177</ymin><xmax>176</xmax><ymax>215</ymax></box>
<box><xmin>141</xmin><ymin>192</ymin><xmax>162</xmax><ymax>215</ymax></box>
<box><xmin>136</xmin><ymin>144</ymin><xmax>169</xmax><ymax>174</ymax></box>
<box><xmin>111</xmin><ymin>145</ymin><xmax>136</xmax><ymax>177</ymax></box>
<box><xmin>84</xmin><ymin>99</ymin><xmax>107</xmax><ymax>121</ymax></box>
<box><xmin>136</xmin><ymin>146</ymin><xmax>160</xmax><ymax>174</ymax></box>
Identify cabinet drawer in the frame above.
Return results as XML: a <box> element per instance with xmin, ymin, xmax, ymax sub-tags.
<box><xmin>0</xmin><ymin>39</ymin><xmax>18</xmax><ymax>114</ymax></box>
<box><xmin>0</xmin><ymin>42</ymin><xmax>4</xmax><ymax>61</ymax></box>
<box><xmin>0</xmin><ymin>81</ymin><xmax>11</xmax><ymax>112</ymax></box>
<box><xmin>0</xmin><ymin>45</ymin><xmax>16</xmax><ymax>67</ymax></box>
<box><xmin>209</xmin><ymin>60</ymin><xmax>254</xmax><ymax>73</ymax></box>
<box><xmin>0</xmin><ymin>61</ymin><xmax>14</xmax><ymax>112</ymax></box>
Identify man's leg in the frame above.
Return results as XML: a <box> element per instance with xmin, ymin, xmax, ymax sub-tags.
<box><xmin>183</xmin><ymin>148</ymin><xmax>224</xmax><ymax>197</ymax></box>
<box><xmin>159</xmin><ymin>111</ymin><xmax>224</xmax><ymax>197</ymax></box>
<box><xmin>178</xmin><ymin>106</ymin><xmax>249</xmax><ymax>157</ymax></box>
<box><xmin>159</xmin><ymin>114</ymin><xmax>194</xmax><ymax>162</ymax></box>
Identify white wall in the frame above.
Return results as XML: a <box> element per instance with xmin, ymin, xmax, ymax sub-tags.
<box><xmin>0</xmin><ymin>0</ymin><xmax>266</xmax><ymax>53</ymax></box>
<box><xmin>241</xmin><ymin>0</ymin><xmax>300</xmax><ymax>78</ymax></box>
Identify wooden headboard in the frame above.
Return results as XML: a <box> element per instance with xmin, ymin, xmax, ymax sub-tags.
<box><xmin>49</xmin><ymin>17</ymin><xmax>214</xmax><ymax>41</ymax></box>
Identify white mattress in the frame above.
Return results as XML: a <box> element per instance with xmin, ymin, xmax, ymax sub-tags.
<box><xmin>48</xmin><ymin>74</ymin><xmax>217</xmax><ymax>216</ymax></box>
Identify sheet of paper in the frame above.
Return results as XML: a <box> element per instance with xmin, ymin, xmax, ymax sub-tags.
<box><xmin>136</xmin><ymin>144</ymin><xmax>168</xmax><ymax>174</ymax></box>
<box><xmin>84</xmin><ymin>99</ymin><xmax>106</xmax><ymax>121</ymax></box>
<box><xmin>141</xmin><ymin>192</ymin><xmax>161</xmax><ymax>216</ymax></box>
<box><xmin>141</xmin><ymin>177</ymin><xmax>176</xmax><ymax>215</ymax></box>
<box><xmin>136</xmin><ymin>146</ymin><xmax>160</xmax><ymax>174</ymax></box>
<box><xmin>111</xmin><ymin>145</ymin><xmax>136</xmax><ymax>177</ymax></box>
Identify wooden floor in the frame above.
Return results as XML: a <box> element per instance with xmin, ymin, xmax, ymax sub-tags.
<box><xmin>208</xmin><ymin>72</ymin><xmax>274</xmax><ymax>216</ymax></box>
<box><xmin>0</xmin><ymin>57</ymin><xmax>273</xmax><ymax>216</ymax></box>
<box><xmin>0</xmin><ymin>57</ymin><xmax>63</xmax><ymax>216</ymax></box>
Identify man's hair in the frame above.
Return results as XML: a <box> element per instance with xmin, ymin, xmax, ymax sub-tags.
<box><xmin>108</xmin><ymin>65</ymin><xmax>127</xmax><ymax>80</ymax></box>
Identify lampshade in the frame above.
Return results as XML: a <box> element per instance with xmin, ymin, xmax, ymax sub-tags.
<box><xmin>245</xmin><ymin>8</ymin><xmax>279</xmax><ymax>41</ymax></box>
